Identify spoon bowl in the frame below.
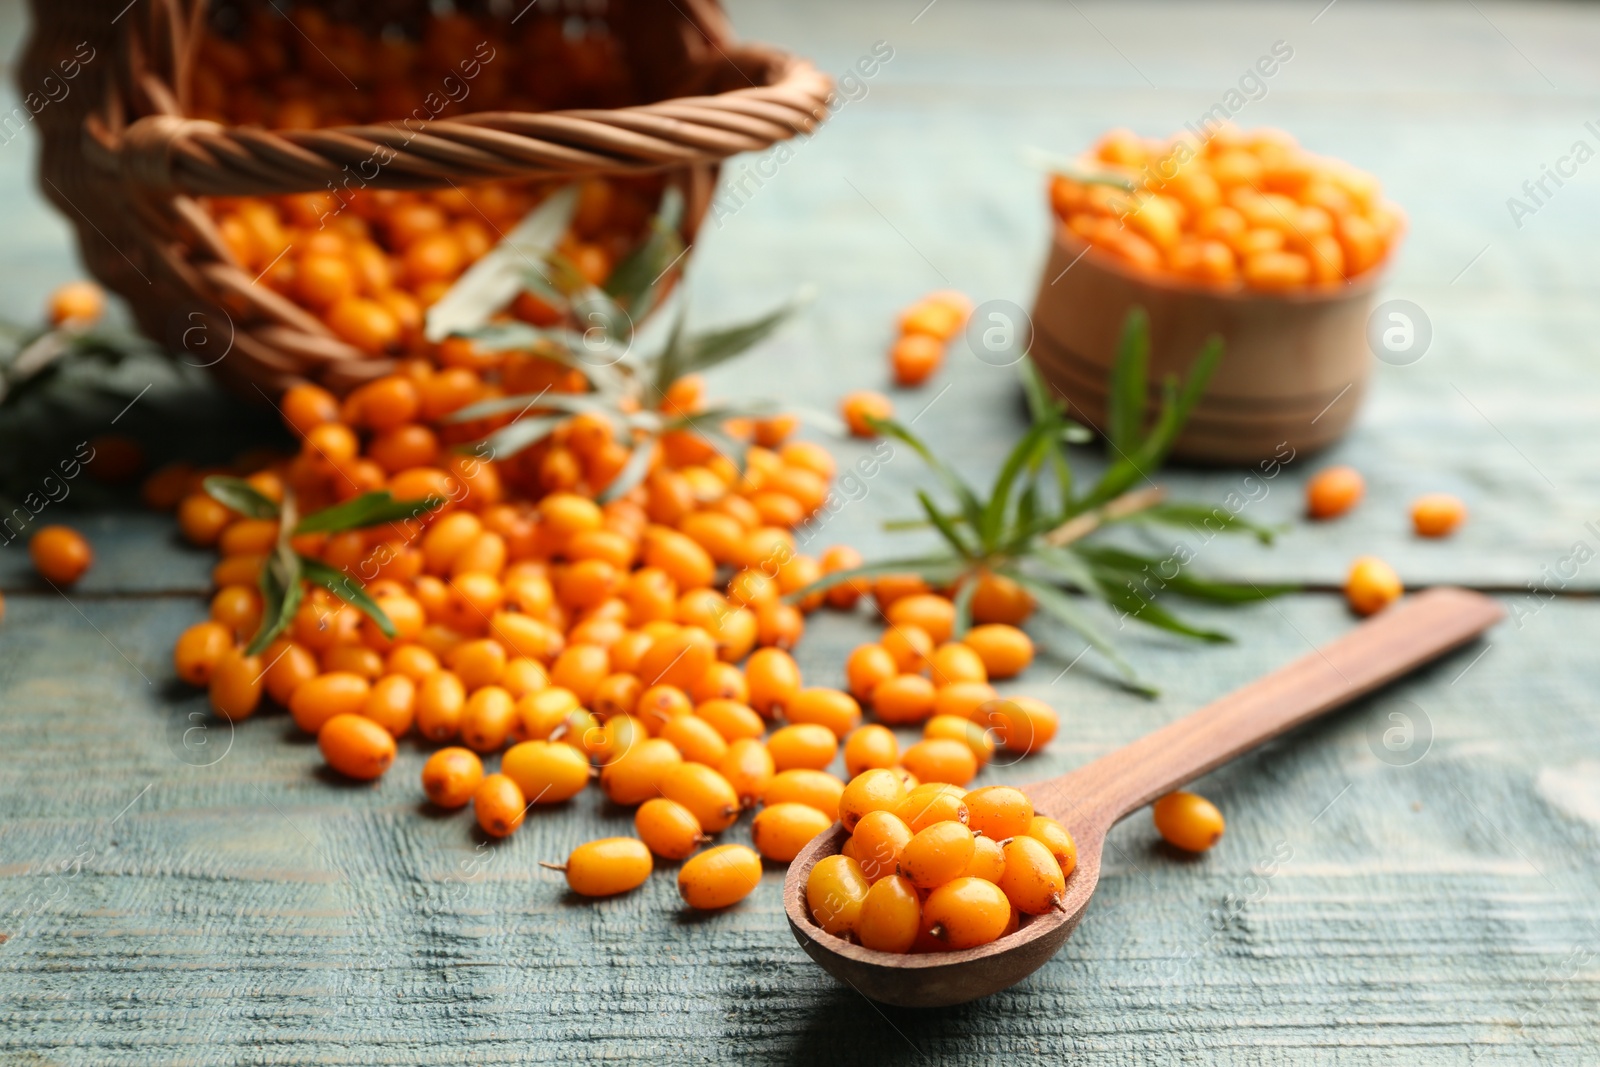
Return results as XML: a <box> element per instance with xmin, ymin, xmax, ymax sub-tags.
<box><xmin>783</xmin><ymin>588</ymin><xmax>1504</xmax><ymax>1007</ymax></box>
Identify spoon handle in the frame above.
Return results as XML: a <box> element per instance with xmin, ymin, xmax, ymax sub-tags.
<box><xmin>1028</xmin><ymin>587</ymin><xmax>1504</xmax><ymax>829</ymax></box>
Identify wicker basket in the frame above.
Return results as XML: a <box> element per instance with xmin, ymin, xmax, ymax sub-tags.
<box><xmin>18</xmin><ymin>0</ymin><xmax>831</xmax><ymax>396</ymax></box>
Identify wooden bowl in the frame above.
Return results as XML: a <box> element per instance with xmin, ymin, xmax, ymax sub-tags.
<box><xmin>1027</xmin><ymin>225</ymin><xmax>1403</xmax><ymax>464</ymax></box>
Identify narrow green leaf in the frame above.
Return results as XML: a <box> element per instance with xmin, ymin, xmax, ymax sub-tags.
<box><xmin>673</xmin><ymin>287</ymin><xmax>812</xmax><ymax>379</ymax></box>
<box><xmin>786</xmin><ymin>555</ymin><xmax>969</xmax><ymax>605</ymax></box>
<box><xmin>448</xmin><ymin>391</ymin><xmax>613</xmax><ymax>424</ymax></box>
<box><xmin>650</xmin><ymin>304</ymin><xmax>691</xmax><ymax>406</ymax></box>
<box><xmin>597</xmin><ymin>438</ymin><xmax>660</xmax><ymax>504</ymax></box>
<box><xmin>300</xmin><ymin>557</ymin><xmax>395</xmax><ymax>640</ymax></box>
<box><xmin>202</xmin><ymin>476</ymin><xmax>279</xmax><ymax>520</ymax></box>
<box><xmin>603</xmin><ymin>186</ymin><xmax>686</xmax><ymax>315</ymax></box>
<box><xmin>471</xmin><ymin>413</ymin><xmax>567</xmax><ymax>461</ymax></box>
<box><xmin>865</xmin><ymin>416</ymin><xmax>986</xmax><ymax>534</ymax></box>
<box><xmin>979</xmin><ymin>420</ymin><xmax>1055</xmax><ymax>549</ymax></box>
<box><xmin>1107</xmin><ymin>307</ymin><xmax>1150</xmax><ymax>456</ymax></box>
<box><xmin>1027</xmin><ymin>544</ymin><xmax>1104</xmax><ymax>596</ymax></box>
<box><xmin>1096</xmin><ymin>578</ymin><xmax>1233</xmax><ymax>643</ymax></box>
<box><xmin>424</xmin><ymin>184</ymin><xmax>579</xmax><ymax>342</ymax></box>
<box><xmin>1009</xmin><ymin>573</ymin><xmax>1156</xmax><ymax>696</ymax></box>
<box><xmin>1136</xmin><ymin>334</ymin><xmax>1222</xmax><ymax>470</ymax></box>
<box><xmin>246</xmin><ymin>546</ymin><xmax>305</xmax><ymax>656</ymax></box>
<box><xmin>918</xmin><ymin>489</ymin><xmax>976</xmax><ymax>558</ymax></box>
<box><xmin>950</xmin><ymin>575</ymin><xmax>977</xmax><ymax>639</ymax></box>
<box><xmin>293</xmin><ymin>491</ymin><xmax>442</xmax><ymax>536</ymax></box>
<box><xmin>1075</xmin><ymin>545</ymin><xmax>1295</xmax><ymax>602</ymax></box>
<box><xmin>1134</xmin><ymin>501</ymin><xmax>1280</xmax><ymax>544</ymax></box>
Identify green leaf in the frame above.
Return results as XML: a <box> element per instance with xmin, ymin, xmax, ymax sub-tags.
<box><xmin>1009</xmin><ymin>573</ymin><xmax>1156</xmax><ymax>696</ymax></box>
<box><xmin>1134</xmin><ymin>502</ymin><xmax>1281</xmax><ymax>544</ymax></box>
<box><xmin>294</xmin><ymin>491</ymin><xmax>442</xmax><ymax>536</ymax></box>
<box><xmin>299</xmin><ymin>557</ymin><xmax>395</xmax><ymax>640</ymax></box>
<box><xmin>424</xmin><ymin>184</ymin><xmax>579</xmax><ymax>342</ymax></box>
<box><xmin>979</xmin><ymin>419</ymin><xmax>1055</xmax><ymax>549</ymax></box>
<box><xmin>918</xmin><ymin>489</ymin><xmax>976</xmax><ymax>558</ymax></box>
<box><xmin>1019</xmin><ymin>357</ymin><xmax>1077</xmax><ymax>507</ymax></box>
<box><xmin>471</xmin><ymin>413</ymin><xmax>568</xmax><ymax>461</ymax></box>
<box><xmin>449</xmin><ymin>390</ymin><xmax>615</xmax><ymax>424</ymax></box>
<box><xmin>1107</xmin><ymin>307</ymin><xmax>1150</xmax><ymax>457</ymax></box>
<box><xmin>1096</xmin><ymin>578</ymin><xmax>1233</xmax><ymax>642</ymax></box>
<box><xmin>1027</xmin><ymin>544</ymin><xmax>1104</xmax><ymax>596</ymax></box>
<box><xmin>597</xmin><ymin>438</ymin><xmax>659</xmax><ymax>504</ymax></box>
<box><xmin>950</xmin><ymin>575</ymin><xmax>977</xmax><ymax>639</ymax></box>
<box><xmin>1135</xmin><ymin>334</ymin><xmax>1222</xmax><ymax>471</ymax></box>
<box><xmin>603</xmin><ymin>186</ymin><xmax>686</xmax><ymax>316</ymax></box>
<box><xmin>786</xmin><ymin>555</ymin><xmax>969</xmax><ymax>605</ymax></box>
<box><xmin>650</xmin><ymin>304</ymin><xmax>691</xmax><ymax>406</ymax></box>
<box><xmin>866</xmin><ymin>416</ymin><xmax>986</xmax><ymax>534</ymax></box>
<box><xmin>246</xmin><ymin>545</ymin><xmax>305</xmax><ymax>656</ymax></box>
<box><xmin>674</xmin><ymin>287</ymin><xmax>812</xmax><ymax>379</ymax></box>
<box><xmin>1075</xmin><ymin>546</ymin><xmax>1295</xmax><ymax>602</ymax></box>
<box><xmin>201</xmin><ymin>476</ymin><xmax>280</xmax><ymax>520</ymax></box>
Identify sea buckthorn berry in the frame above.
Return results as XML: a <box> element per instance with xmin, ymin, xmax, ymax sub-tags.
<box><xmin>806</xmin><ymin>854</ymin><xmax>870</xmax><ymax>937</ymax></box>
<box><xmin>894</xmin><ymin>784</ymin><xmax>969</xmax><ymax>833</ymax></box>
<box><xmin>501</xmin><ymin>657</ymin><xmax>551</xmax><ymax>699</ymax></box>
<box><xmin>362</xmin><ymin>674</ymin><xmax>417</xmax><ymax>736</ymax></box>
<box><xmin>924</xmin><ymin>714</ymin><xmax>995</xmax><ymax>767</ymax></box>
<box><xmin>695</xmin><ymin>698</ymin><xmax>765</xmax><ymax>743</ymax></box>
<box><xmin>599</xmin><ymin>737</ymin><xmax>683</xmax><ymax>805</ymax></box>
<box><xmin>786</xmin><ymin>687</ymin><xmax>863</xmax><ymax>739</ymax></box>
<box><xmin>841</xmin><ymin>391</ymin><xmax>893</xmax><ymax>437</ymax></box>
<box><xmin>881</xmin><ymin>624</ymin><xmax>934</xmax><ymax>673</ymax></box>
<box><xmin>209</xmin><ymin>647</ymin><xmax>264</xmax><ymax>720</ymax></box>
<box><xmin>764</xmin><ymin>769</ymin><xmax>846</xmax><ymax>821</ymax></box>
<box><xmin>474</xmin><ymin>773</ymin><xmax>527</xmax><ymax>838</ymax></box>
<box><xmin>591</xmin><ymin>714</ymin><xmax>649</xmax><ymax>765</ymax></box>
<box><xmin>502</xmin><ymin>740</ymin><xmax>590</xmax><ymax>805</ymax></box>
<box><xmin>637</xmin><ymin>627</ymin><xmax>716</xmax><ymax>690</ymax></box>
<box><xmin>845</xmin><ymin>644</ymin><xmax>898</xmax><ymax>703</ymax></box>
<box><xmin>899</xmin><ymin>821</ymin><xmax>976</xmax><ymax>889</ymax></box>
<box><xmin>922</xmin><ymin>877</ymin><xmax>1012</xmax><ymax>950</ymax></box>
<box><xmin>839</xmin><ymin>768</ymin><xmax>909</xmax><ymax>832</ymax></box>
<box><xmin>820</xmin><ymin>545</ymin><xmax>868</xmax><ymax>609</ymax></box>
<box><xmin>858</xmin><ymin>875</ymin><xmax>922</xmax><ymax>953</ymax></box>
<box><xmin>1153</xmin><ymin>791</ymin><xmax>1225</xmax><ymax>853</ymax></box>
<box><xmin>635</xmin><ymin>683</ymin><xmax>693</xmax><ymax>732</ymax></box>
<box><xmin>890</xmin><ymin>332</ymin><xmax>944</xmax><ymax>387</ymax></box>
<box><xmin>290</xmin><ymin>672</ymin><xmax>371</xmax><ymax>734</ymax></box>
<box><xmin>660</xmin><ymin>714</ymin><xmax>730</xmax><ymax>766</ymax></box>
<box><xmin>997</xmin><ymin>835</ymin><xmax>1067</xmax><ymax>914</ymax></box>
<box><xmin>849</xmin><ymin>809</ymin><xmax>915</xmax><ymax>882</ymax></box>
<box><xmin>30</xmin><ymin>525</ymin><xmax>93</xmax><ymax>584</ymax></box>
<box><xmin>843</xmin><ymin>724</ymin><xmax>900</xmax><ymax>778</ymax></box>
<box><xmin>964</xmin><ymin>786</ymin><xmax>1035</xmax><ymax>841</ymax></box>
<box><xmin>1345</xmin><ymin>555</ymin><xmax>1402</xmax><ymax>616</ymax></box>
<box><xmin>961</xmin><ymin>834</ymin><xmax>1007</xmax><ymax>883</ymax></box>
<box><xmin>49</xmin><ymin>280</ymin><xmax>105</xmax><ymax>326</ymax></box>
<box><xmin>460</xmin><ymin>686</ymin><xmax>517</xmax><ymax>752</ymax></box>
<box><xmin>1306</xmin><ymin>465</ymin><xmax>1364</xmax><ymax>519</ymax></box>
<box><xmin>887</xmin><ymin>595</ymin><xmax>957</xmax><ymax>644</ymax></box>
<box><xmin>691</xmin><ymin>661</ymin><xmax>749</xmax><ymax>705</ymax></box>
<box><xmin>1412</xmin><ymin>493</ymin><xmax>1467</xmax><ymax>538</ymax></box>
<box><xmin>643</xmin><ymin>528</ymin><xmax>715</xmax><ymax>590</ymax></box>
<box><xmin>975</xmin><ymin>695</ymin><xmax>1059</xmax><ymax>754</ymax></box>
<box><xmin>549</xmin><ymin>643</ymin><xmax>611</xmax><ymax>705</ymax></box>
<box><xmin>422</xmin><ymin>747</ymin><xmax>483</xmax><ymax>808</ymax></box>
<box><xmin>416</xmin><ymin>670</ymin><xmax>467</xmax><ymax>741</ymax></box>
<box><xmin>718</xmin><ymin>737</ymin><xmax>776</xmax><ymax>806</ymax></box>
<box><xmin>871</xmin><ymin>674</ymin><xmax>937</xmax><ymax>725</ymax></box>
<box><xmin>591</xmin><ymin>672</ymin><xmax>642</xmax><ymax>719</ymax></box>
<box><xmin>318</xmin><ymin>714</ymin><xmax>397</xmax><ymax>781</ymax></box>
<box><xmin>755</xmin><ymin>600</ymin><xmax>805</xmax><ymax>649</ymax></box>
<box><xmin>969</xmin><ymin>571</ymin><xmax>1035</xmax><ymax>625</ymax></box>
<box><xmin>264</xmin><ymin>640</ymin><xmax>319</xmax><ymax>706</ymax></box>
<box><xmin>745</xmin><ymin>647</ymin><xmax>802</xmax><ymax>717</ymax></box>
<box><xmin>901</xmin><ymin>737</ymin><xmax>979</xmax><ymax>788</ymax></box>
<box><xmin>1027</xmin><ymin>815</ymin><xmax>1078</xmax><ymax>876</ymax></box>
<box><xmin>660</xmin><ymin>762</ymin><xmax>741</xmax><ymax>833</ymax></box>
<box><xmin>447</xmin><ymin>637</ymin><xmax>507</xmax><ymax>690</ymax></box>
<box><xmin>961</xmin><ymin>624</ymin><xmax>1034</xmax><ymax>679</ymax></box>
<box><xmin>933</xmin><ymin>680</ymin><xmax>999</xmax><ymax>721</ymax></box>
<box><xmin>557</xmin><ymin>838</ymin><xmax>653</xmax><ymax>897</ymax></box>
<box><xmin>752</xmin><ymin>802</ymin><xmax>833</xmax><ymax>862</ymax></box>
<box><xmin>631</xmin><ymin>796</ymin><xmax>708</xmax><ymax>861</ymax></box>
<box><xmin>766</xmin><ymin>723</ymin><xmax>839</xmax><ymax>773</ymax></box>
<box><xmin>178</xmin><ymin>493</ymin><xmax>234</xmax><ymax>547</ymax></box>
<box><xmin>929</xmin><ymin>642</ymin><xmax>988</xmax><ymax>686</ymax></box>
<box><xmin>679</xmin><ymin>844</ymin><xmax>763</xmax><ymax>910</ymax></box>
<box><xmin>174</xmin><ymin>620</ymin><xmax>234</xmax><ymax>686</ymax></box>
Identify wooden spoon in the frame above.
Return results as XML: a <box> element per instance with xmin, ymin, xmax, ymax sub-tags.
<box><xmin>783</xmin><ymin>587</ymin><xmax>1503</xmax><ymax>1007</ymax></box>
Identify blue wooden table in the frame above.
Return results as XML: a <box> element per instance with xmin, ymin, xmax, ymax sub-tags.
<box><xmin>4</xmin><ymin>2</ymin><xmax>1600</xmax><ymax>1063</ymax></box>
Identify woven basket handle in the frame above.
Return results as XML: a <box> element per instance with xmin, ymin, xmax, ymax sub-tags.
<box><xmin>85</xmin><ymin>0</ymin><xmax>834</xmax><ymax>196</ymax></box>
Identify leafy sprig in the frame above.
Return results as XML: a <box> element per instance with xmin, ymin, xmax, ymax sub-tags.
<box><xmin>202</xmin><ymin>476</ymin><xmax>443</xmax><ymax>655</ymax></box>
<box><xmin>426</xmin><ymin>186</ymin><xmax>830</xmax><ymax>501</ymax></box>
<box><xmin>797</xmin><ymin>309</ymin><xmax>1288</xmax><ymax>694</ymax></box>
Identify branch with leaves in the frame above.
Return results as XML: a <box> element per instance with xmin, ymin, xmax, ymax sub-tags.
<box><xmin>796</xmin><ymin>309</ymin><xmax>1289</xmax><ymax>694</ymax></box>
<box><xmin>422</xmin><ymin>185</ymin><xmax>831</xmax><ymax>503</ymax></box>
<box><xmin>202</xmin><ymin>476</ymin><xmax>444</xmax><ymax>655</ymax></box>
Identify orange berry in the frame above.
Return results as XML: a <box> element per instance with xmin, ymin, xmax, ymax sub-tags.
<box><xmin>974</xmin><ymin>695</ymin><xmax>1058</xmax><ymax>754</ymax></box>
<box><xmin>840</xmin><ymin>391</ymin><xmax>893</xmax><ymax>437</ymax></box>
<box><xmin>290</xmin><ymin>672</ymin><xmax>371</xmax><ymax>734</ymax></box>
<box><xmin>961</xmin><ymin>624</ymin><xmax>1033</xmax><ymax>679</ymax></box>
<box><xmin>421</xmin><ymin>747</ymin><xmax>483</xmax><ymax>808</ymax></box>
<box><xmin>785</xmin><ymin>687</ymin><xmax>863</xmax><ymax>738</ymax></box>
<box><xmin>48</xmin><ymin>280</ymin><xmax>105</xmax><ymax>326</ymax></box>
<box><xmin>1153</xmin><ymin>791</ymin><xmax>1225</xmax><ymax>852</ymax></box>
<box><xmin>890</xmin><ymin>333</ymin><xmax>944</xmax><ymax>387</ymax></box>
<box><xmin>1412</xmin><ymin>493</ymin><xmax>1466</xmax><ymax>538</ymax></box>
<box><xmin>29</xmin><ymin>525</ymin><xmax>93</xmax><ymax>584</ymax></box>
<box><xmin>843</xmin><ymin>724</ymin><xmax>900</xmax><ymax>778</ymax></box>
<box><xmin>900</xmin><ymin>737</ymin><xmax>978</xmax><ymax>787</ymax></box>
<box><xmin>318</xmin><ymin>713</ymin><xmax>397</xmax><ymax>780</ymax></box>
<box><xmin>1307</xmin><ymin>466</ymin><xmax>1364</xmax><ymax>519</ymax></box>
<box><xmin>1345</xmin><ymin>555</ymin><xmax>1402</xmax><ymax>616</ymax></box>
<box><xmin>473</xmin><ymin>773</ymin><xmax>527</xmax><ymax>838</ymax></box>
<box><xmin>208</xmin><ymin>647</ymin><xmax>264</xmax><ymax>720</ymax></box>
<box><xmin>870</xmin><ymin>674</ymin><xmax>937</xmax><ymax>725</ymax></box>
<box><xmin>745</xmin><ymin>647</ymin><xmax>802</xmax><ymax>717</ymax></box>
<box><xmin>174</xmin><ymin>620</ymin><xmax>233</xmax><ymax>686</ymax></box>
<box><xmin>881</xmin><ymin>624</ymin><xmax>934</xmax><ymax>674</ymax></box>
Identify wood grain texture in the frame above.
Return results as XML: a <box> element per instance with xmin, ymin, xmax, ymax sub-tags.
<box><xmin>3</xmin><ymin>0</ymin><xmax>1600</xmax><ymax>1062</ymax></box>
